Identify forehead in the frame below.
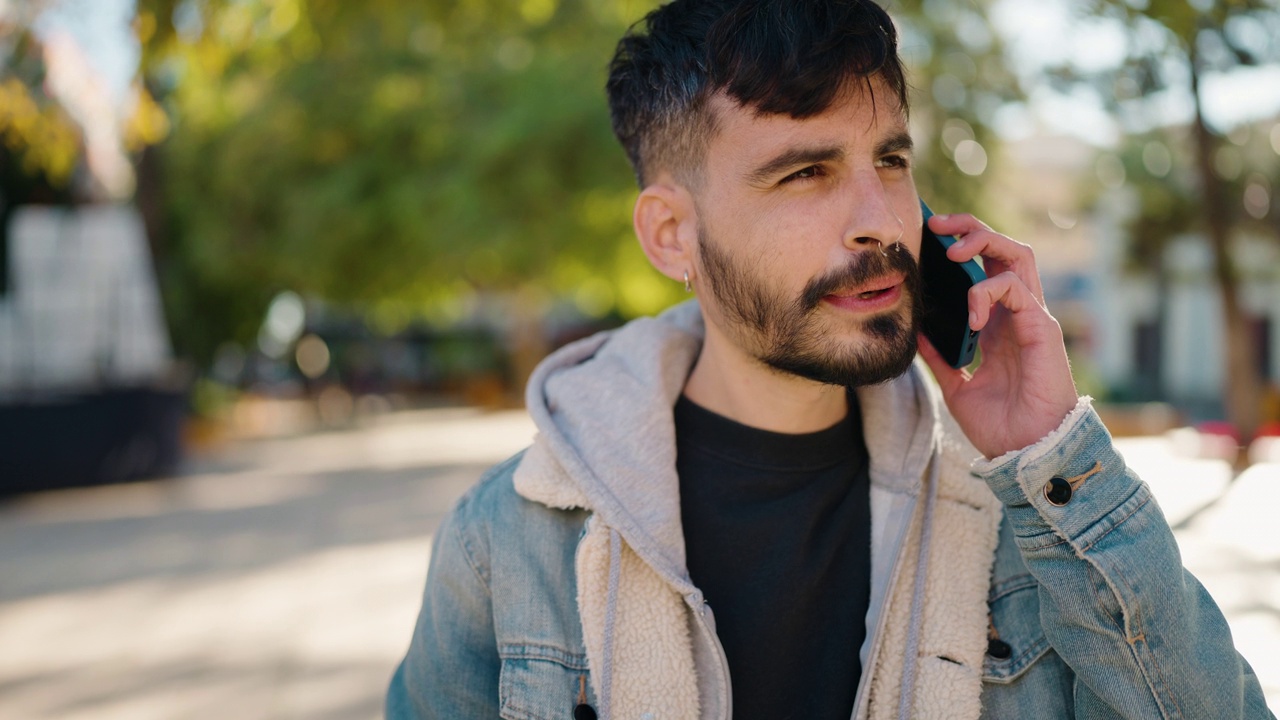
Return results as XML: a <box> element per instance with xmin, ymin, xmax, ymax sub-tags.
<box><xmin>704</xmin><ymin>79</ymin><xmax>908</xmax><ymax>166</ymax></box>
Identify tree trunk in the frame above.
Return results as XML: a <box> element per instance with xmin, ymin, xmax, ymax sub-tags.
<box><xmin>1189</xmin><ymin>56</ymin><xmax>1262</xmax><ymax>442</ymax></box>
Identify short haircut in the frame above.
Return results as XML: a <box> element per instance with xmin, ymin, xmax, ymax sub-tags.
<box><xmin>606</xmin><ymin>0</ymin><xmax>909</xmax><ymax>188</ymax></box>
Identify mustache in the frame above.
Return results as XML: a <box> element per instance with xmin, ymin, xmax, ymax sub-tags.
<box><xmin>799</xmin><ymin>242</ymin><xmax>918</xmax><ymax>312</ymax></box>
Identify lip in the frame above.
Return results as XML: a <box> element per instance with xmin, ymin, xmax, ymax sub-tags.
<box><xmin>821</xmin><ymin>274</ymin><xmax>905</xmax><ymax>313</ymax></box>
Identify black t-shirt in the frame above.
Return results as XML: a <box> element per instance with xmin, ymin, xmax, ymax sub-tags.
<box><xmin>675</xmin><ymin>392</ymin><xmax>872</xmax><ymax>720</ymax></box>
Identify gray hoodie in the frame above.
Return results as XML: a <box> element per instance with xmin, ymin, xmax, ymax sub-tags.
<box><xmin>513</xmin><ymin>300</ymin><xmax>1005</xmax><ymax>719</ymax></box>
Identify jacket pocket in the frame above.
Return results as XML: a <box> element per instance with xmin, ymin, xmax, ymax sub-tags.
<box><xmin>982</xmin><ymin>574</ymin><xmax>1050</xmax><ymax>684</ymax></box>
<box><xmin>498</xmin><ymin>644</ymin><xmax>593</xmax><ymax>720</ymax></box>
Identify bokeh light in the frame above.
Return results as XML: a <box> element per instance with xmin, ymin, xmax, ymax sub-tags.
<box><xmin>1142</xmin><ymin>142</ymin><xmax>1172</xmax><ymax>178</ymax></box>
<box><xmin>953</xmin><ymin>139</ymin><xmax>988</xmax><ymax>176</ymax></box>
<box><xmin>295</xmin><ymin>333</ymin><xmax>331</xmax><ymax>379</ymax></box>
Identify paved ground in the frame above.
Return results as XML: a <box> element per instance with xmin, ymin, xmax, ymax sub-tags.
<box><xmin>0</xmin><ymin>407</ymin><xmax>1276</xmax><ymax>718</ymax></box>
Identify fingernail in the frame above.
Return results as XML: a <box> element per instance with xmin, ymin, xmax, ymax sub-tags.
<box><xmin>935</xmin><ymin>213</ymin><xmax>950</xmax><ymax>221</ymax></box>
<box><xmin>951</xmin><ymin>238</ymin><xmax>965</xmax><ymax>249</ymax></box>
<box><xmin>968</xmin><ymin>311</ymin><xmax>977</xmax><ymax>328</ymax></box>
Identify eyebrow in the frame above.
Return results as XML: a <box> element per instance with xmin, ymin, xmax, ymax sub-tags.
<box><xmin>745</xmin><ymin>145</ymin><xmax>845</xmax><ymax>185</ymax></box>
<box><xmin>877</xmin><ymin>131</ymin><xmax>914</xmax><ymax>157</ymax></box>
<box><xmin>744</xmin><ymin>131</ymin><xmax>916</xmax><ymax>185</ymax></box>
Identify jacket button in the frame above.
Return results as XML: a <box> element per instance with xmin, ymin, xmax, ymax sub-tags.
<box><xmin>574</xmin><ymin>704</ymin><xmax>598</xmax><ymax>720</ymax></box>
<box><xmin>987</xmin><ymin>638</ymin><xmax>1013</xmax><ymax>660</ymax></box>
<box><xmin>1044</xmin><ymin>476</ymin><xmax>1073</xmax><ymax>506</ymax></box>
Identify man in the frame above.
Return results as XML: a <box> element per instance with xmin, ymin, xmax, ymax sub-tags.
<box><xmin>387</xmin><ymin>1</ymin><xmax>1274</xmax><ymax>718</ymax></box>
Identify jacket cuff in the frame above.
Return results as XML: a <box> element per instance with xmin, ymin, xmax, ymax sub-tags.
<box><xmin>972</xmin><ymin>398</ymin><xmax>1143</xmax><ymax>541</ymax></box>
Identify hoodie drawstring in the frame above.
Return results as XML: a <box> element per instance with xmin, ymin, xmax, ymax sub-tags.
<box><xmin>598</xmin><ymin>527</ymin><xmax>623</xmax><ymax>719</ymax></box>
<box><xmin>897</xmin><ymin>448</ymin><xmax>941</xmax><ymax>720</ymax></box>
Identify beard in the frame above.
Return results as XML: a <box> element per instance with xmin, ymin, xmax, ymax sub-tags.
<box><xmin>697</xmin><ymin>224</ymin><xmax>923</xmax><ymax>388</ymax></box>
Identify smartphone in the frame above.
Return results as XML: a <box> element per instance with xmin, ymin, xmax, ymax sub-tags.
<box><xmin>919</xmin><ymin>199</ymin><xmax>985</xmax><ymax>369</ymax></box>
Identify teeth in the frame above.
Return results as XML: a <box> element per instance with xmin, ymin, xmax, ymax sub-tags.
<box><xmin>859</xmin><ymin>290</ymin><xmax>878</xmax><ymax>299</ymax></box>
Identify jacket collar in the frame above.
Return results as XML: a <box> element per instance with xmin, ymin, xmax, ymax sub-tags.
<box><xmin>515</xmin><ymin>300</ymin><xmax>940</xmax><ymax>591</ymax></box>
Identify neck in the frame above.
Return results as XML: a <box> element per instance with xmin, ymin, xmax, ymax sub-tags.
<box><xmin>683</xmin><ymin>321</ymin><xmax>849</xmax><ymax>434</ymax></box>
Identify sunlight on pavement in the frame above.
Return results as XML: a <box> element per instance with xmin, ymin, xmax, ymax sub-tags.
<box><xmin>1204</xmin><ymin>463</ymin><xmax>1280</xmax><ymax>562</ymax></box>
<box><xmin>1116</xmin><ymin>436</ymin><xmax>1280</xmax><ymax>711</ymax></box>
<box><xmin>222</xmin><ymin>407</ymin><xmax>538</xmax><ymax>478</ymax></box>
<box><xmin>1191</xmin><ymin>461</ymin><xmax>1280</xmax><ymax>708</ymax></box>
<box><xmin>0</xmin><ymin>407</ymin><xmax>535</xmax><ymax>720</ymax></box>
<box><xmin>0</xmin><ymin>414</ymin><xmax>1275</xmax><ymax>717</ymax></box>
<box><xmin>1113</xmin><ymin>436</ymin><xmax>1232</xmax><ymax>527</ymax></box>
<box><xmin>0</xmin><ymin>537</ymin><xmax>433</xmax><ymax>720</ymax></box>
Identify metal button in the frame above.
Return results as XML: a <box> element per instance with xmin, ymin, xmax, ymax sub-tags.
<box><xmin>574</xmin><ymin>704</ymin><xmax>598</xmax><ymax>720</ymax></box>
<box><xmin>1044</xmin><ymin>476</ymin><xmax>1073</xmax><ymax>506</ymax></box>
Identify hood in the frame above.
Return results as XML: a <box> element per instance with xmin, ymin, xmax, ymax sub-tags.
<box><xmin>513</xmin><ymin>299</ymin><xmax>943</xmax><ymax>595</ymax></box>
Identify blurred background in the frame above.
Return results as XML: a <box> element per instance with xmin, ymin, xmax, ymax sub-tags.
<box><xmin>1</xmin><ymin>0</ymin><xmax>1278</xmax><ymax>717</ymax></box>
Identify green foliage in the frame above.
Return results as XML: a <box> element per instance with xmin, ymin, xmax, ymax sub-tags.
<box><xmin>137</xmin><ymin>0</ymin><xmax>1019</xmax><ymax>366</ymax></box>
<box><xmin>1076</xmin><ymin>0</ymin><xmax>1279</xmax><ymax>267</ymax></box>
<box><xmin>0</xmin><ymin>29</ymin><xmax>83</xmax><ymax>195</ymax></box>
<box><xmin>140</xmin><ymin>0</ymin><xmax>683</xmax><ymax>363</ymax></box>
<box><xmin>1054</xmin><ymin>0</ymin><xmax>1280</xmax><ymax>433</ymax></box>
<box><xmin>893</xmin><ymin>0</ymin><xmax>1022</xmax><ymax>221</ymax></box>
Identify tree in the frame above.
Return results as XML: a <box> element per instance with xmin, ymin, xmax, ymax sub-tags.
<box><xmin>1058</xmin><ymin>0</ymin><xmax>1280</xmax><ymax>438</ymax></box>
<box><xmin>0</xmin><ymin>23</ymin><xmax>83</xmax><ymax>293</ymax></box>
<box><xmin>132</xmin><ymin>0</ymin><xmax>1021</xmax><ymax>379</ymax></box>
<box><xmin>892</xmin><ymin>0</ymin><xmax>1024</xmax><ymax>219</ymax></box>
<box><xmin>135</xmin><ymin>0</ymin><xmax>669</xmax><ymax>368</ymax></box>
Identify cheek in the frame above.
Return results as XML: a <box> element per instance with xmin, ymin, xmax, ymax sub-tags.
<box><xmin>751</xmin><ymin>195</ymin><xmax>846</xmax><ymax>260</ymax></box>
<box><xmin>903</xmin><ymin>231</ymin><xmax>924</xmax><ymax>261</ymax></box>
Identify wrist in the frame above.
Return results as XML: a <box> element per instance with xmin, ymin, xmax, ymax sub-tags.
<box><xmin>974</xmin><ymin>396</ymin><xmax>1092</xmax><ymax>473</ymax></box>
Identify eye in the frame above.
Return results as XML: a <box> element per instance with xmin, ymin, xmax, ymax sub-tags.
<box><xmin>877</xmin><ymin>154</ymin><xmax>911</xmax><ymax>170</ymax></box>
<box><xmin>780</xmin><ymin>165</ymin><xmax>824</xmax><ymax>184</ymax></box>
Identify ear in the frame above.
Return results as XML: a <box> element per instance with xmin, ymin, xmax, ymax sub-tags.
<box><xmin>633</xmin><ymin>181</ymin><xmax>699</xmax><ymax>284</ymax></box>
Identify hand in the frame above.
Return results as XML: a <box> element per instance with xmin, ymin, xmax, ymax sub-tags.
<box><xmin>916</xmin><ymin>213</ymin><xmax>1079</xmax><ymax>459</ymax></box>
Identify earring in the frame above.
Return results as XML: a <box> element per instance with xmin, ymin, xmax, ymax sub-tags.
<box><xmin>684</xmin><ymin>270</ymin><xmax>692</xmax><ymax>293</ymax></box>
<box><xmin>876</xmin><ymin>239</ymin><xmax>888</xmax><ymax>257</ymax></box>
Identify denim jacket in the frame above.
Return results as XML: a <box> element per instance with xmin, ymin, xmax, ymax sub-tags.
<box><xmin>387</xmin><ymin>302</ymin><xmax>1273</xmax><ymax>719</ymax></box>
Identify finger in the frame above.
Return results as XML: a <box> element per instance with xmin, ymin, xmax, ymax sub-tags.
<box><xmin>928</xmin><ymin>214</ymin><xmax>1044</xmax><ymax>304</ymax></box>
<box><xmin>916</xmin><ymin>332</ymin><xmax>968</xmax><ymax>394</ymax></box>
<box><xmin>967</xmin><ymin>271</ymin><xmax>1042</xmax><ymax>332</ymax></box>
<box><xmin>927</xmin><ymin>212</ymin><xmax>991</xmax><ymax>238</ymax></box>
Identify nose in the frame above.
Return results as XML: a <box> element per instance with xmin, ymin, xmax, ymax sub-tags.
<box><xmin>840</xmin><ymin>172</ymin><xmax>904</xmax><ymax>251</ymax></box>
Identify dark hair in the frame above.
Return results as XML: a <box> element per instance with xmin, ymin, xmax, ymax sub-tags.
<box><xmin>606</xmin><ymin>0</ymin><xmax>908</xmax><ymax>187</ymax></box>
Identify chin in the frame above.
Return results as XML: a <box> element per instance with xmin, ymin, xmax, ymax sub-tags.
<box><xmin>764</xmin><ymin>322</ymin><xmax>918</xmax><ymax>389</ymax></box>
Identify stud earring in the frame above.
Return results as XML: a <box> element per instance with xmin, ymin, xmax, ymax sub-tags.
<box><xmin>684</xmin><ymin>270</ymin><xmax>692</xmax><ymax>293</ymax></box>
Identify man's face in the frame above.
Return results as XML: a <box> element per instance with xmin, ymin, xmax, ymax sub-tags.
<box><xmin>690</xmin><ymin>80</ymin><xmax>925</xmax><ymax>388</ymax></box>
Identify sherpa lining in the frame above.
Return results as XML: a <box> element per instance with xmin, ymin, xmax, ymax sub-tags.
<box><xmin>576</xmin><ymin>518</ymin><xmax>701</xmax><ymax>719</ymax></box>
<box><xmin>513</xmin><ymin>300</ymin><xmax>1004</xmax><ymax>720</ymax></box>
<box><xmin>864</xmin><ymin>435</ymin><xmax>1002</xmax><ymax>720</ymax></box>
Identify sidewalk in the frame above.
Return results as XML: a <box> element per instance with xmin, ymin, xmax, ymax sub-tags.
<box><xmin>0</xmin><ymin>407</ymin><xmax>539</xmax><ymax>720</ymax></box>
<box><xmin>0</xmin><ymin>409</ymin><xmax>1276</xmax><ymax>718</ymax></box>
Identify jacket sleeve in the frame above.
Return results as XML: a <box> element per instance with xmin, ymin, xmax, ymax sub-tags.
<box><xmin>975</xmin><ymin>400</ymin><xmax>1275</xmax><ymax>719</ymax></box>
<box><xmin>386</xmin><ymin>491</ymin><xmax>501</xmax><ymax>719</ymax></box>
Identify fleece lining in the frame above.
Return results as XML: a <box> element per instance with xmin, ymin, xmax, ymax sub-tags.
<box><xmin>514</xmin><ymin>300</ymin><xmax>1004</xmax><ymax>719</ymax></box>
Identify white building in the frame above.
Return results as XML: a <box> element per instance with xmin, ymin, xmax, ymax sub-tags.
<box><xmin>992</xmin><ymin>131</ymin><xmax>1280</xmax><ymax>416</ymax></box>
<box><xmin>0</xmin><ymin>204</ymin><xmax>171</xmax><ymax>399</ymax></box>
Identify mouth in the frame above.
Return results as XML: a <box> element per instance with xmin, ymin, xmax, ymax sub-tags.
<box><xmin>821</xmin><ymin>274</ymin><xmax>905</xmax><ymax>312</ymax></box>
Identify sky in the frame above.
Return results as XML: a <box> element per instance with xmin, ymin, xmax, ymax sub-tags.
<box><xmin>991</xmin><ymin>0</ymin><xmax>1280</xmax><ymax>144</ymax></box>
<box><xmin>30</xmin><ymin>0</ymin><xmax>138</xmax><ymax>107</ymax></box>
